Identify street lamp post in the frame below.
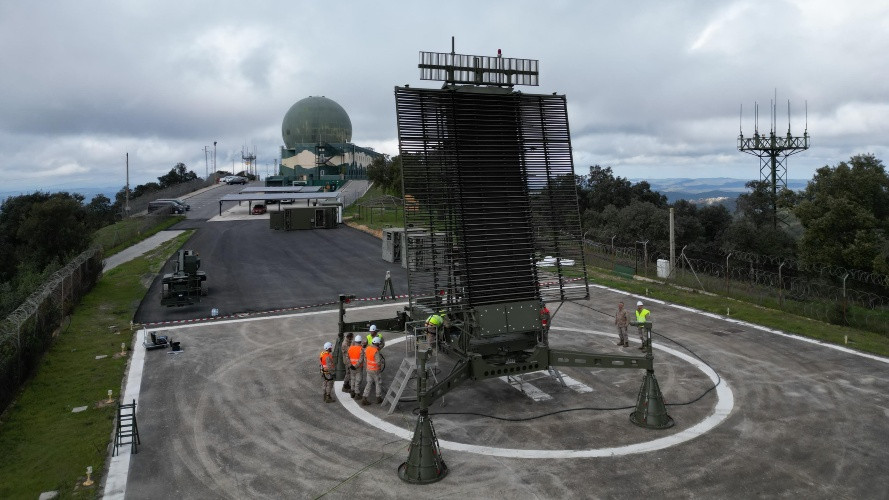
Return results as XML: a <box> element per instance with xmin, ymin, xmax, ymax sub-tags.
<box><xmin>213</xmin><ymin>141</ymin><xmax>217</xmax><ymax>179</ymax></box>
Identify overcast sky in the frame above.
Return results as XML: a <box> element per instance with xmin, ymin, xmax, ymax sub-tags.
<box><xmin>1</xmin><ymin>0</ymin><xmax>887</xmax><ymax>194</ymax></box>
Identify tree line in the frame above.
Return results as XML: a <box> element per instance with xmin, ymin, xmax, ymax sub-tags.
<box><xmin>369</xmin><ymin>153</ymin><xmax>889</xmax><ymax>276</ymax></box>
<box><xmin>0</xmin><ymin>164</ymin><xmax>200</xmax><ymax>317</ymax></box>
<box><xmin>579</xmin><ymin>154</ymin><xmax>888</xmax><ymax>275</ymax></box>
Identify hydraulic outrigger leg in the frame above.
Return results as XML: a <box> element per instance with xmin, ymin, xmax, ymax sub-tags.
<box><xmin>629</xmin><ymin>322</ymin><xmax>674</xmax><ymax>429</ymax></box>
<box><xmin>398</xmin><ymin>349</ymin><xmax>449</xmax><ymax>484</ymax></box>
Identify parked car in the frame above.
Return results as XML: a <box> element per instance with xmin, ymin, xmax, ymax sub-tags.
<box><xmin>226</xmin><ymin>176</ymin><xmax>247</xmax><ymax>185</ymax></box>
<box><xmin>147</xmin><ymin>200</ymin><xmax>186</xmax><ymax>214</ymax></box>
<box><xmin>155</xmin><ymin>198</ymin><xmax>190</xmax><ymax>211</ymax></box>
<box><xmin>252</xmin><ymin>204</ymin><xmax>267</xmax><ymax>215</ymax></box>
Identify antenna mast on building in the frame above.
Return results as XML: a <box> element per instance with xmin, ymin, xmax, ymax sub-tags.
<box><xmin>738</xmin><ymin>93</ymin><xmax>809</xmax><ymax>227</ymax></box>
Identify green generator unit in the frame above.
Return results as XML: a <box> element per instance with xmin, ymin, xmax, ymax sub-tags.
<box><xmin>270</xmin><ymin>206</ymin><xmax>338</xmax><ymax>231</ymax></box>
<box><xmin>160</xmin><ymin>250</ymin><xmax>207</xmax><ymax>306</ymax></box>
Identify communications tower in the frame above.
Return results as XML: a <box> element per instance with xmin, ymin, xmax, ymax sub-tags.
<box><xmin>241</xmin><ymin>146</ymin><xmax>257</xmax><ymax>177</ymax></box>
<box><xmin>737</xmin><ymin>97</ymin><xmax>809</xmax><ymax>227</ymax></box>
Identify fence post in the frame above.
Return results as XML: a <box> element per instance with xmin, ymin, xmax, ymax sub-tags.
<box><xmin>725</xmin><ymin>253</ymin><xmax>732</xmax><ymax>295</ymax></box>
<box><xmin>778</xmin><ymin>261</ymin><xmax>785</xmax><ymax>307</ymax></box>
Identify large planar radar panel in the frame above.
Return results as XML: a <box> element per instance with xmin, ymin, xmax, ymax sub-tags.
<box><xmin>395</xmin><ymin>86</ymin><xmax>589</xmax><ymax>312</ymax></box>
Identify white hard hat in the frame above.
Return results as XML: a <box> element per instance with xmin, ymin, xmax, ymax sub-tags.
<box><xmin>369</xmin><ymin>324</ymin><xmax>377</xmax><ymax>332</ymax></box>
<box><xmin>372</xmin><ymin>337</ymin><xmax>381</xmax><ymax>345</ymax></box>
<box><xmin>354</xmin><ymin>336</ymin><xmax>363</xmax><ymax>343</ymax></box>
<box><xmin>323</xmin><ymin>342</ymin><xmax>333</xmax><ymax>350</ymax></box>
<box><xmin>637</xmin><ymin>301</ymin><xmax>644</xmax><ymax>306</ymax></box>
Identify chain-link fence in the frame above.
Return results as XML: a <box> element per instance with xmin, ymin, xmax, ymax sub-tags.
<box><xmin>0</xmin><ymin>247</ymin><xmax>103</xmax><ymax>412</ymax></box>
<box><xmin>94</xmin><ymin>212</ymin><xmax>177</xmax><ymax>253</ymax></box>
<box><xmin>583</xmin><ymin>238</ymin><xmax>889</xmax><ymax>336</ymax></box>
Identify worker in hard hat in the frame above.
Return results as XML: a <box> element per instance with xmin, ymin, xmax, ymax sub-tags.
<box><xmin>425</xmin><ymin>312</ymin><xmax>443</xmax><ymax>345</ymax></box>
<box><xmin>361</xmin><ymin>336</ymin><xmax>384</xmax><ymax>406</ymax></box>
<box><xmin>366</xmin><ymin>324</ymin><xmax>384</xmax><ymax>349</ymax></box>
<box><xmin>348</xmin><ymin>334</ymin><xmax>365</xmax><ymax>399</ymax></box>
<box><xmin>634</xmin><ymin>301</ymin><xmax>651</xmax><ymax>350</ymax></box>
<box><xmin>340</xmin><ymin>332</ymin><xmax>354</xmax><ymax>394</ymax></box>
<box><xmin>320</xmin><ymin>342</ymin><xmax>335</xmax><ymax>403</ymax></box>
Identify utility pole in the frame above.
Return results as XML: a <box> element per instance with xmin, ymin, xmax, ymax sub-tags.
<box><xmin>125</xmin><ymin>152</ymin><xmax>130</xmax><ymax>216</ymax></box>
<box><xmin>203</xmin><ymin>146</ymin><xmax>210</xmax><ymax>179</ymax></box>
<box><xmin>213</xmin><ymin>141</ymin><xmax>217</xmax><ymax>177</ymax></box>
<box><xmin>669</xmin><ymin>207</ymin><xmax>675</xmax><ymax>276</ymax></box>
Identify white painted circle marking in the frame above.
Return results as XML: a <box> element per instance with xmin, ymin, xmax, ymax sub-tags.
<box><xmin>338</xmin><ymin>326</ymin><xmax>734</xmax><ymax>458</ymax></box>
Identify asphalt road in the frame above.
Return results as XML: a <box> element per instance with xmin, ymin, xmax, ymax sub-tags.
<box><xmin>134</xmin><ymin>183</ymin><xmax>407</xmax><ymax>325</ymax></box>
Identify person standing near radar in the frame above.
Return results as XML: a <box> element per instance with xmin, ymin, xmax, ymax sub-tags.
<box><xmin>361</xmin><ymin>337</ymin><xmax>384</xmax><ymax>406</ymax></box>
<box><xmin>348</xmin><ymin>334</ymin><xmax>365</xmax><ymax>399</ymax></box>
<box><xmin>366</xmin><ymin>324</ymin><xmax>384</xmax><ymax>349</ymax></box>
<box><xmin>320</xmin><ymin>342</ymin><xmax>335</xmax><ymax>403</ymax></box>
<box><xmin>340</xmin><ymin>332</ymin><xmax>354</xmax><ymax>394</ymax></box>
<box><xmin>615</xmin><ymin>301</ymin><xmax>629</xmax><ymax>347</ymax></box>
<box><xmin>634</xmin><ymin>301</ymin><xmax>651</xmax><ymax>350</ymax></box>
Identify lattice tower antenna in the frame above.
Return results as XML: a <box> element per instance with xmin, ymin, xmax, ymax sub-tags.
<box><xmin>738</xmin><ymin>93</ymin><xmax>809</xmax><ymax>227</ymax></box>
<box><xmin>241</xmin><ymin>145</ymin><xmax>257</xmax><ymax>177</ymax></box>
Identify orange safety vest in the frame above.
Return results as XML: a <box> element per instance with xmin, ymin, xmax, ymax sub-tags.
<box><xmin>348</xmin><ymin>345</ymin><xmax>363</xmax><ymax>366</ymax></box>
<box><xmin>319</xmin><ymin>351</ymin><xmax>332</xmax><ymax>372</ymax></box>
<box><xmin>365</xmin><ymin>346</ymin><xmax>379</xmax><ymax>371</ymax></box>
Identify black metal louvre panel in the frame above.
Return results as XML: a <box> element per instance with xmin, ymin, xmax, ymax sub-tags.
<box><xmin>520</xmin><ymin>95</ymin><xmax>589</xmax><ymax>302</ymax></box>
<box><xmin>395</xmin><ymin>86</ymin><xmax>588</xmax><ymax>311</ymax></box>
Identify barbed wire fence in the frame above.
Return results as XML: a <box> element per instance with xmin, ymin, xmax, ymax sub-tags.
<box><xmin>96</xmin><ymin>212</ymin><xmax>176</xmax><ymax>252</ymax></box>
<box><xmin>583</xmin><ymin>236</ymin><xmax>889</xmax><ymax>336</ymax></box>
<box><xmin>0</xmin><ymin>247</ymin><xmax>103</xmax><ymax>411</ymax></box>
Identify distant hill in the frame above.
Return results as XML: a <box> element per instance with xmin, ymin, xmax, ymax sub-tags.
<box><xmin>0</xmin><ymin>186</ymin><xmax>120</xmax><ymax>205</ymax></box>
<box><xmin>638</xmin><ymin>178</ymin><xmax>809</xmax><ymax>209</ymax></box>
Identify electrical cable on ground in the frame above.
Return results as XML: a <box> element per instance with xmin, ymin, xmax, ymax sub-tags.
<box><xmin>421</xmin><ymin>298</ymin><xmax>723</xmax><ymax>422</ymax></box>
<box><xmin>314</xmin><ymin>438</ymin><xmax>408</xmax><ymax>499</ymax></box>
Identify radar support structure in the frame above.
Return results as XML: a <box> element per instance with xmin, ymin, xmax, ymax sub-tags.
<box><xmin>340</xmin><ymin>40</ymin><xmax>672</xmax><ymax>484</ymax></box>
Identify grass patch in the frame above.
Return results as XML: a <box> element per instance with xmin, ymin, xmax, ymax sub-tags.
<box><xmin>343</xmin><ymin>185</ymin><xmax>403</xmax><ymax>231</ymax></box>
<box><xmin>585</xmin><ymin>266</ymin><xmax>889</xmax><ymax>357</ymax></box>
<box><xmin>0</xmin><ymin>231</ymin><xmax>192</xmax><ymax>499</ymax></box>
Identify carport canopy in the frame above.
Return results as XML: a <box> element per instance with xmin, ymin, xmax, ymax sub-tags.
<box><xmin>237</xmin><ymin>186</ymin><xmax>322</xmax><ymax>193</ymax></box>
<box><xmin>218</xmin><ymin>192</ymin><xmax>341</xmax><ymax>215</ymax></box>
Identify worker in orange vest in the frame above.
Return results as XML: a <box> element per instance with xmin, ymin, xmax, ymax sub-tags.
<box><xmin>348</xmin><ymin>334</ymin><xmax>365</xmax><ymax>399</ymax></box>
<box><xmin>340</xmin><ymin>332</ymin><xmax>354</xmax><ymax>394</ymax></box>
<box><xmin>320</xmin><ymin>342</ymin><xmax>335</xmax><ymax>403</ymax></box>
<box><xmin>361</xmin><ymin>337</ymin><xmax>384</xmax><ymax>406</ymax></box>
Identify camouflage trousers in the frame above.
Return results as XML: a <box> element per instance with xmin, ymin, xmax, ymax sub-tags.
<box><xmin>363</xmin><ymin>370</ymin><xmax>381</xmax><ymax>398</ymax></box>
<box><xmin>322</xmin><ymin>373</ymin><xmax>334</xmax><ymax>397</ymax></box>
<box><xmin>617</xmin><ymin>326</ymin><xmax>628</xmax><ymax>344</ymax></box>
<box><xmin>350</xmin><ymin>366</ymin><xmax>363</xmax><ymax>394</ymax></box>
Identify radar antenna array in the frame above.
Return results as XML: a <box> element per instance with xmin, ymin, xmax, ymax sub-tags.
<box><xmin>418</xmin><ymin>37</ymin><xmax>539</xmax><ymax>87</ymax></box>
